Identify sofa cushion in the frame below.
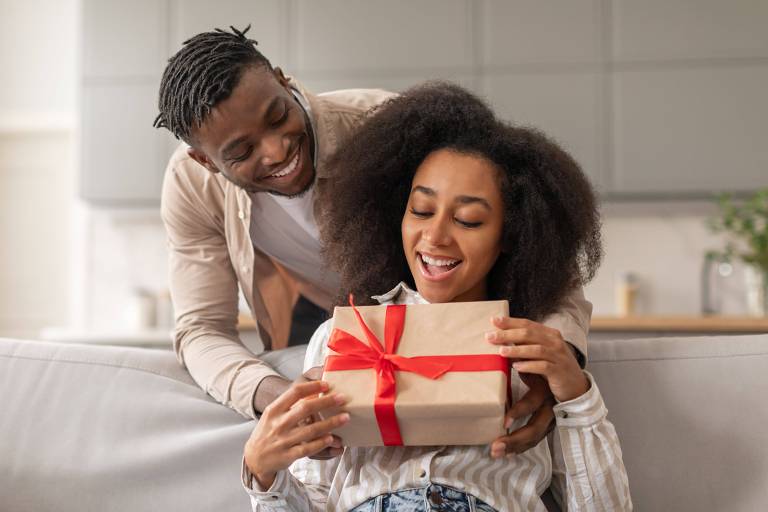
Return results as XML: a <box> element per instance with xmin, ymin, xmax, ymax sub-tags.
<box><xmin>589</xmin><ymin>334</ymin><xmax>768</xmax><ymax>512</ymax></box>
<box><xmin>0</xmin><ymin>338</ymin><xmax>306</xmax><ymax>512</ymax></box>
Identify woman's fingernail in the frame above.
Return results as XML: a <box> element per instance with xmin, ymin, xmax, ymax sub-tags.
<box><xmin>339</xmin><ymin>413</ymin><xmax>350</xmax><ymax>423</ymax></box>
<box><xmin>334</xmin><ymin>394</ymin><xmax>347</xmax><ymax>404</ymax></box>
<box><xmin>504</xmin><ymin>417</ymin><xmax>514</xmax><ymax>429</ymax></box>
<box><xmin>485</xmin><ymin>332</ymin><xmax>497</xmax><ymax>342</ymax></box>
<box><xmin>499</xmin><ymin>346</ymin><xmax>511</xmax><ymax>356</ymax></box>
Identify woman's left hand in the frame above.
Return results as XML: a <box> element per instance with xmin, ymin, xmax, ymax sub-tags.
<box><xmin>486</xmin><ymin>316</ymin><xmax>589</xmax><ymax>404</ymax></box>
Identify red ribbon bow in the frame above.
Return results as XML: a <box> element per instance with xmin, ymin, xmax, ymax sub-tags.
<box><xmin>324</xmin><ymin>295</ymin><xmax>510</xmax><ymax>446</ymax></box>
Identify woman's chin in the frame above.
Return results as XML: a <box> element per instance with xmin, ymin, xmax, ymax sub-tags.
<box><xmin>416</xmin><ymin>284</ymin><xmax>455</xmax><ymax>304</ymax></box>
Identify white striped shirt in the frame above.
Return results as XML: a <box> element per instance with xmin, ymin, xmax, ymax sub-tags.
<box><xmin>244</xmin><ymin>283</ymin><xmax>631</xmax><ymax>511</ymax></box>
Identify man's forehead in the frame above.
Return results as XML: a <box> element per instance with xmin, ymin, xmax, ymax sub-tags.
<box><xmin>192</xmin><ymin>68</ymin><xmax>288</xmax><ymax>146</ymax></box>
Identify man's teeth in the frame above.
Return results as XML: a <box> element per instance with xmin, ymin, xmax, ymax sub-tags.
<box><xmin>269</xmin><ymin>150</ymin><xmax>299</xmax><ymax>178</ymax></box>
<box><xmin>420</xmin><ymin>254</ymin><xmax>460</xmax><ymax>267</ymax></box>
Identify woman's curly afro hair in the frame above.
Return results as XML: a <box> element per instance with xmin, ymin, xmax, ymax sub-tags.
<box><xmin>318</xmin><ymin>82</ymin><xmax>602</xmax><ymax>321</ymax></box>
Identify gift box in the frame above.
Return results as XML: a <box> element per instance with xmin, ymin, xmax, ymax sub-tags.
<box><xmin>321</xmin><ymin>298</ymin><xmax>510</xmax><ymax>447</ymax></box>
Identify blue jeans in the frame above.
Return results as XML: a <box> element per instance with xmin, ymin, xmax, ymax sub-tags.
<box><xmin>350</xmin><ymin>483</ymin><xmax>497</xmax><ymax>512</ymax></box>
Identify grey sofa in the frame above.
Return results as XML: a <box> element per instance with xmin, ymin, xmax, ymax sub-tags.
<box><xmin>1</xmin><ymin>334</ymin><xmax>767</xmax><ymax>511</ymax></box>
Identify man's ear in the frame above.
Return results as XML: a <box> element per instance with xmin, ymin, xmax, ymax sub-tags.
<box><xmin>187</xmin><ymin>147</ymin><xmax>220</xmax><ymax>174</ymax></box>
<box><xmin>273</xmin><ymin>66</ymin><xmax>291</xmax><ymax>88</ymax></box>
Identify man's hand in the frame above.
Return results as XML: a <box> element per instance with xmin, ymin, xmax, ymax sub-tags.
<box><xmin>490</xmin><ymin>373</ymin><xmax>555</xmax><ymax>458</ymax></box>
<box><xmin>244</xmin><ymin>380</ymin><xmax>349</xmax><ymax>489</ymax></box>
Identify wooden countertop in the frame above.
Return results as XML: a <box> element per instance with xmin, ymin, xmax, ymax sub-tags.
<box><xmin>590</xmin><ymin>315</ymin><xmax>768</xmax><ymax>333</ymax></box>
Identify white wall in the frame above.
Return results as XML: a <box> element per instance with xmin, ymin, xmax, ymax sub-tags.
<box><xmin>586</xmin><ymin>203</ymin><xmax>748</xmax><ymax>316</ymax></box>
<box><xmin>0</xmin><ymin>0</ymin><xmax>78</xmax><ymax>338</ymax></box>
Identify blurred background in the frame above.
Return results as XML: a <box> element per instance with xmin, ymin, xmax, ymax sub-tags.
<box><xmin>1</xmin><ymin>0</ymin><xmax>766</xmax><ymax>347</ymax></box>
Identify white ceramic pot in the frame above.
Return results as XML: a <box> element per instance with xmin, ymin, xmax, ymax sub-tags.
<box><xmin>744</xmin><ymin>265</ymin><xmax>767</xmax><ymax>317</ymax></box>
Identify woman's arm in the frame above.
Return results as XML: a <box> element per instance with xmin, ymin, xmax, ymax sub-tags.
<box><xmin>486</xmin><ymin>316</ymin><xmax>589</xmax><ymax>458</ymax></box>
<box><xmin>549</xmin><ymin>373</ymin><xmax>632</xmax><ymax>511</ymax></box>
<box><xmin>242</xmin><ymin>380</ymin><xmax>349</xmax><ymax>511</ymax></box>
<box><xmin>487</xmin><ymin>317</ymin><xmax>631</xmax><ymax>509</ymax></box>
<box><xmin>243</xmin><ymin>451</ymin><xmax>342</xmax><ymax>512</ymax></box>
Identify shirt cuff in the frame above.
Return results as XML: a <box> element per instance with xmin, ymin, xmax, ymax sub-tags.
<box><xmin>241</xmin><ymin>456</ymin><xmax>289</xmax><ymax>507</ymax></box>
<box><xmin>552</xmin><ymin>371</ymin><xmax>607</xmax><ymax>428</ymax></box>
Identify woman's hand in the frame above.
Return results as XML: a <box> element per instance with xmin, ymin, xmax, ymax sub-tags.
<box><xmin>487</xmin><ymin>316</ymin><xmax>589</xmax><ymax>403</ymax></box>
<box><xmin>486</xmin><ymin>317</ymin><xmax>589</xmax><ymax>458</ymax></box>
<box><xmin>243</xmin><ymin>380</ymin><xmax>350</xmax><ymax>489</ymax></box>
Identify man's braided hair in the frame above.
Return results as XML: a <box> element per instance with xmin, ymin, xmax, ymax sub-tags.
<box><xmin>153</xmin><ymin>25</ymin><xmax>272</xmax><ymax>143</ymax></box>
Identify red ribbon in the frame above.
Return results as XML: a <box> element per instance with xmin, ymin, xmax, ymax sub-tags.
<box><xmin>324</xmin><ymin>296</ymin><xmax>510</xmax><ymax>446</ymax></box>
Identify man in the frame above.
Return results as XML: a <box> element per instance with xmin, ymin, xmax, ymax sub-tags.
<box><xmin>154</xmin><ymin>26</ymin><xmax>592</xmax><ymax>456</ymax></box>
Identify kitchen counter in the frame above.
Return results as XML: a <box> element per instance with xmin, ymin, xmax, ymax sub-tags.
<box><xmin>590</xmin><ymin>315</ymin><xmax>768</xmax><ymax>333</ymax></box>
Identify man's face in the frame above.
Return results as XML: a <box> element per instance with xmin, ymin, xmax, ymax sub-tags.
<box><xmin>188</xmin><ymin>66</ymin><xmax>315</xmax><ymax>197</ymax></box>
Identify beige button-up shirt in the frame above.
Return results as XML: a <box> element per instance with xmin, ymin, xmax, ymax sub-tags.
<box><xmin>161</xmin><ymin>81</ymin><xmax>593</xmax><ymax>419</ymax></box>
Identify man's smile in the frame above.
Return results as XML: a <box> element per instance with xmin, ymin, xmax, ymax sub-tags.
<box><xmin>260</xmin><ymin>141</ymin><xmax>302</xmax><ymax>181</ymax></box>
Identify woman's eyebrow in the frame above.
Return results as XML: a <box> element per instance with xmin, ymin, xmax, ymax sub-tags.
<box><xmin>413</xmin><ymin>186</ymin><xmax>491</xmax><ymax>210</ymax></box>
<box><xmin>455</xmin><ymin>195</ymin><xmax>492</xmax><ymax>210</ymax></box>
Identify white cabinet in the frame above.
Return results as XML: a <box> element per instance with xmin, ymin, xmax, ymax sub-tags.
<box><xmin>78</xmin><ymin>0</ymin><xmax>768</xmax><ymax>206</ymax></box>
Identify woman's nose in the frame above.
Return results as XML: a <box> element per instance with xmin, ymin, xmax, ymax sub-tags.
<box><xmin>422</xmin><ymin>216</ymin><xmax>452</xmax><ymax>246</ymax></box>
<box><xmin>259</xmin><ymin>134</ymin><xmax>290</xmax><ymax>167</ymax></box>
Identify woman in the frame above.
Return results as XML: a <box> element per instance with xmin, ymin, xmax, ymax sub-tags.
<box><xmin>242</xmin><ymin>82</ymin><xmax>630</xmax><ymax>511</ymax></box>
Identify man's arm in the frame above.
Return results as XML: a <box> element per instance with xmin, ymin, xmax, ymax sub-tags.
<box><xmin>541</xmin><ymin>285</ymin><xmax>591</xmax><ymax>366</ymax></box>
<box><xmin>161</xmin><ymin>154</ymin><xmax>286</xmax><ymax>418</ymax></box>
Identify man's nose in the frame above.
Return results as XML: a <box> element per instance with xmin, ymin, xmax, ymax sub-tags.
<box><xmin>259</xmin><ymin>134</ymin><xmax>290</xmax><ymax>167</ymax></box>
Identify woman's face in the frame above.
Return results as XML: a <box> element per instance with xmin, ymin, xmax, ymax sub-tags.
<box><xmin>401</xmin><ymin>148</ymin><xmax>504</xmax><ymax>304</ymax></box>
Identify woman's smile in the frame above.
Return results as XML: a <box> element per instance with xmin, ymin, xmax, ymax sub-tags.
<box><xmin>417</xmin><ymin>252</ymin><xmax>463</xmax><ymax>281</ymax></box>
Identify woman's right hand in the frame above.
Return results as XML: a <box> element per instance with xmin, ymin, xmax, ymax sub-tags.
<box><xmin>244</xmin><ymin>380</ymin><xmax>350</xmax><ymax>489</ymax></box>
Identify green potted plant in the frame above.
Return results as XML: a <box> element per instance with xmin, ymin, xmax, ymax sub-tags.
<box><xmin>707</xmin><ymin>189</ymin><xmax>768</xmax><ymax>316</ymax></box>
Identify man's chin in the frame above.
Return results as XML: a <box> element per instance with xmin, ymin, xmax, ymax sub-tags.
<box><xmin>265</xmin><ymin>166</ymin><xmax>316</xmax><ymax>198</ymax></box>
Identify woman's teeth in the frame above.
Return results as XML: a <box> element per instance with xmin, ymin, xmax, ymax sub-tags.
<box><xmin>267</xmin><ymin>149</ymin><xmax>300</xmax><ymax>178</ymax></box>
<box><xmin>419</xmin><ymin>253</ymin><xmax>461</xmax><ymax>276</ymax></box>
<box><xmin>420</xmin><ymin>254</ymin><xmax>460</xmax><ymax>267</ymax></box>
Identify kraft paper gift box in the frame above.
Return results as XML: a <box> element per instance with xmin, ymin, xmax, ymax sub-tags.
<box><xmin>321</xmin><ymin>299</ymin><xmax>510</xmax><ymax>447</ymax></box>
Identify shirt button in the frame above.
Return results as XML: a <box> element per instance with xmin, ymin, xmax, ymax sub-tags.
<box><xmin>559</xmin><ymin>411</ymin><xmax>569</xmax><ymax>419</ymax></box>
<box><xmin>238</xmin><ymin>210</ymin><xmax>245</xmax><ymax>220</ymax></box>
<box><xmin>419</xmin><ymin>469</ymin><xmax>427</xmax><ymax>478</ymax></box>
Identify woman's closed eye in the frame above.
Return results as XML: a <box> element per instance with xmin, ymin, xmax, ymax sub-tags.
<box><xmin>409</xmin><ymin>208</ymin><xmax>483</xmax><ymax>228</ymax></box>
<box><xmin>409</xmin><ymin>208</ymin><xmax>432</xmax><ymax>218</ymax></box>
<box><xmin>456</xmin><ymin>219</ymin><xmax>482</xmax><ymax>228</ymax></box>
